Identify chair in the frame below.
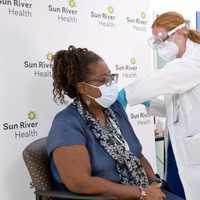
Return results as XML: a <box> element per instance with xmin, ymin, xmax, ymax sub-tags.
<box><xmin>23</xmin><ymin>137</ymin><xmax>117</xmax><ymax>200</ymax></box>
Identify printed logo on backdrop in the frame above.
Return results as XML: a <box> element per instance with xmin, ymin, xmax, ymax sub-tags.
<box><xmin>24</xmin><ymin>52</ymin><xmax>54</xmax><ymax>78</ymax></box>
<box><xmin>0</xmin><ymin>0</ymin><xmax>32</xmax><ymax>17</ymax></box>
<box><xmin>90</xmin><ymin>5</ymin><xmax>116</xmax><ymax>28</ymax></box>
<box><xmin>48</xmin><ymin>0</ymin><xmax>78</xmax><ymax>23</ymax></box>
<box><xmin>0</xmin><ymin>111</ymin><xmax>39</xmax><ymax>139</ymax></box>
<box><xmin>115</xmin><ymin>57</ymin><xmax>138</xmax><ymax>79</ymax></box>
<box><xmin>126</xmin><ymin>11</ymin><xmax>147</xmax><ymax>31</ymax></box>
<box><xmin>130</xmin><ymin>111</ymin><xmax>151</xmax><ymax>125</ymax></box>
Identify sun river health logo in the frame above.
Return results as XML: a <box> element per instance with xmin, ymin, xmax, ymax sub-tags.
<box><xmin>0</xmin><ymin>0</ymin><xmax>32</xmax><ymax>17</ymax></box>
<box><xmin>90</xmin><ymin>5</ymin><xmax>116</xmax><ymax>28</ymax></box>
<box><xmin>1</xmin><ymin>111</ymin><xmax>39</xmax><ymax>139</ymax></box>
<box><xmin>24</xmin><ymin>52</ymin><xmax>54</xmax><ymax>78</ymax></box>
<box><xmin>48</xmin><ymin>0</ymin><xmax>78</xmax><ymax>23</ymax></box>
<box><xmin>115</xmin><ymin>57</ymin><xmax>138</xmax><ymax>79</ymax></box>
<box><xmin>126</xmin><ymin>11</ymin><xmax>148</xmax><ymax>31</ymax></box>
<box><xmin>130</xmin><ymin>111</ymin><xmax>152</xmax><ymax>125</ymax></box>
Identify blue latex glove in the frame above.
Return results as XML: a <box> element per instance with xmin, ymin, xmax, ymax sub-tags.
<box><xmin>142</xmin><ymin>101</ymin><xmax>151</xmax><ymax>108</ymax></box>
<box><xmin>117</xmin><ymin>89</ymin><xmax>127</xmax><ymax>110</ymax></box>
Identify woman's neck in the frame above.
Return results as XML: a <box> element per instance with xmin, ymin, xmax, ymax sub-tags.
<box><xmin>88</xmin><ymin>102</ymin><xmax>104</xmax><ymax>117</ymax></box>
<box><xmin>79</xmin><ymin>96</ymin><xmax>107</xmax><ymax>126</ymax></box>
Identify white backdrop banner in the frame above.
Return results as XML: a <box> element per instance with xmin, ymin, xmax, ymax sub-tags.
<box><xmin>0</xmin><ymin>0</ymin><xmax>155</xmax><ymax>199</ymax></box>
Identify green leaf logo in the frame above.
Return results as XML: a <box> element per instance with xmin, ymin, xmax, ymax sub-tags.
<box><xmin>47</xmin><ymin>52</ymin><xmax>54</xmax><ymax>62</ymax></box>
<box><xmin>69</xmin><ymin>0</ymin><xmax>76</xmax><ymax>8</ymax></box>
<box><xmin>107</xmin><ymin>6</ymin><xmax>114</xmax><ymax>14</ymax></box>
<box><xmin>28</xmin><ymin>111</ymin><xmax>36</xmax><ymax>121</ymax></box>
<box><xmin>141</xmin><ymin>11</ymin><xmax>146</xmax><ymax>19</ymax></box>
<box><xmin>130</xmin><ymin>57</ymin><xmax>136</xmax><ymax>65</ymax></box>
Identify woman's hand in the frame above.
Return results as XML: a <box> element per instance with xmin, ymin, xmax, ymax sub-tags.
<box><xmin>144</xmin><ymin>184</ymin><xmax>166</xmax><ymax>200</ymax></box>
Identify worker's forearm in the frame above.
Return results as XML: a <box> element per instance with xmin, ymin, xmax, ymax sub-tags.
<box><xmin>67</xmin><ymin>176</ymin><xmax>141</xmax><ymax>200</ymax></box>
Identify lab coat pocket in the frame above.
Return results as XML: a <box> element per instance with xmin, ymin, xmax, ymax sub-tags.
<box><xmin>184</xmin><ymin>133</ymin><xmax>200</xmax><ymax>166</ymax></box>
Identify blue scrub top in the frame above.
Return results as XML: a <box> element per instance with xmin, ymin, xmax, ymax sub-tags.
<box><xmin>47</xmin><ymin>101</ymin><xmax>142</xmax><ymax>190</ymax></box>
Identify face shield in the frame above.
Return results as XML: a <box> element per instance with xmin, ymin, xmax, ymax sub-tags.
<box><xmin>148</xmin><ymin>23</ymin><xmax>186</xmax><ymax>49</ymax></box>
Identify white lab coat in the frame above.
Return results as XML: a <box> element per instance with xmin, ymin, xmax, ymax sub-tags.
<box><xmin>125</xmin><ymin>39</ymin><xmax>200</xmax><ymax>200</ymax></box>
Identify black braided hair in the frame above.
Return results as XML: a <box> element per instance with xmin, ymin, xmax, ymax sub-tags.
<box><xmin>52</xmin><ymin>45</ymin><xmax>102</xmax><ymax>104</ymax></box>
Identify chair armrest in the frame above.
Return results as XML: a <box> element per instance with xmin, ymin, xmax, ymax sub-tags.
<box><xmin>35</xmin><ymin>190</ymin><xmax>117</xmax><ymax>200</ymax></box>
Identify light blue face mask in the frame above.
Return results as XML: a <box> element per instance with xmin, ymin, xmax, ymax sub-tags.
<box><xmin>86</xmin><ymin>82</ymin><xmax>118</xmax><ymax>108</ymax></box>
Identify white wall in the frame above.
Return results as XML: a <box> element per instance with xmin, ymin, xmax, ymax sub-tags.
<box><xmin>150</xmin><ymin>0</ymin><xmax>200</xmax><ymax>28</ymax></box>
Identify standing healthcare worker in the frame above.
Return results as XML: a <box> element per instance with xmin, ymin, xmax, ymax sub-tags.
<box><xmin>119</xmin><ymin>11</ymin><xmax>200</xmax><ymax>200</ymax></box>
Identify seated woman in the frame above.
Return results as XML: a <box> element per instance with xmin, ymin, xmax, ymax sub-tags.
<box><xmin>47</xmin><ymin>46</ymin><xmax>166</xmax><ymax>200</ymax></box>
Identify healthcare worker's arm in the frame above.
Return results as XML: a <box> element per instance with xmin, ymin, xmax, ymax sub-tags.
<box><xmin>117</xmin><ymin>89</ymin><xmax>152</xmax><ymax>109</ymax></box>
<box><xmin>147</xmin><ymin>98</ymin><xmax>166</xmax><ymax>117</ymax></box>
<box><xmin>124</xmin><ymin>58</ymin><xmax>200</xmax><ymax>106</ymax></box>
<box><xmin>117</xmin><ymin>89</ymin><xmax>166</xmax><ymax>117</ymax></box>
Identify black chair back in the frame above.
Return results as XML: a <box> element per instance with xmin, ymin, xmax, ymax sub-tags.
<box><xmin>23</xmin><ymin>137</ymin><xmax>53</xmax><ymax>191</ymax></box>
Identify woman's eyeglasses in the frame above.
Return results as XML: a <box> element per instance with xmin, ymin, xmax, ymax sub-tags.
<box><xmin>85</xmin><ymin>73</ymin><xmax>119</xmax><ymax>86</ymax></box>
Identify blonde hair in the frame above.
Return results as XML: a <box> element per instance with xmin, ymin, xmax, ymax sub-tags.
<box><xmin>152</xmin><ymin>11</ymin><xmax>200</xmax><ymax>44</ymax></box>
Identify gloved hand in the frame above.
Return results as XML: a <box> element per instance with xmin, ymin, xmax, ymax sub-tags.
<box><xmin>142</xmin><ymin>101</ymin><xmax>151</xmax><ymax>108</ymax></box>
<box><xmin>117</xmin><ymin>89</ymin><xmax>127</xmax><ymax>110</ymax></box>
<box><xmin>117</xmin><ymin>89</ymin><xmax>151</xmax><ymax>109</ymax></box>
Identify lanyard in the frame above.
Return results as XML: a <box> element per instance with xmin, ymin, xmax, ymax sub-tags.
<box><xmin>109</xmin><ymin>118</ymin><xmax>130</xmax><ymax>151</ymax></box>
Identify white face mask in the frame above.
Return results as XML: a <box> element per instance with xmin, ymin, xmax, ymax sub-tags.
<box><xmin>86</xmin><ymin>82</ymin><xmax>118</xmax><ymax>108</ymax></box>
<box><xmin>157</xmin><ymin>41</ymin><xmax>179</xmax><ymax>61</ymax></box>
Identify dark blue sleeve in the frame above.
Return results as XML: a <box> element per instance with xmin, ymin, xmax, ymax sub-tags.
<box><xmin>47</xmin><ymin>113</ymin><xmax>86</xmax><ymax>156</ymax></box>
